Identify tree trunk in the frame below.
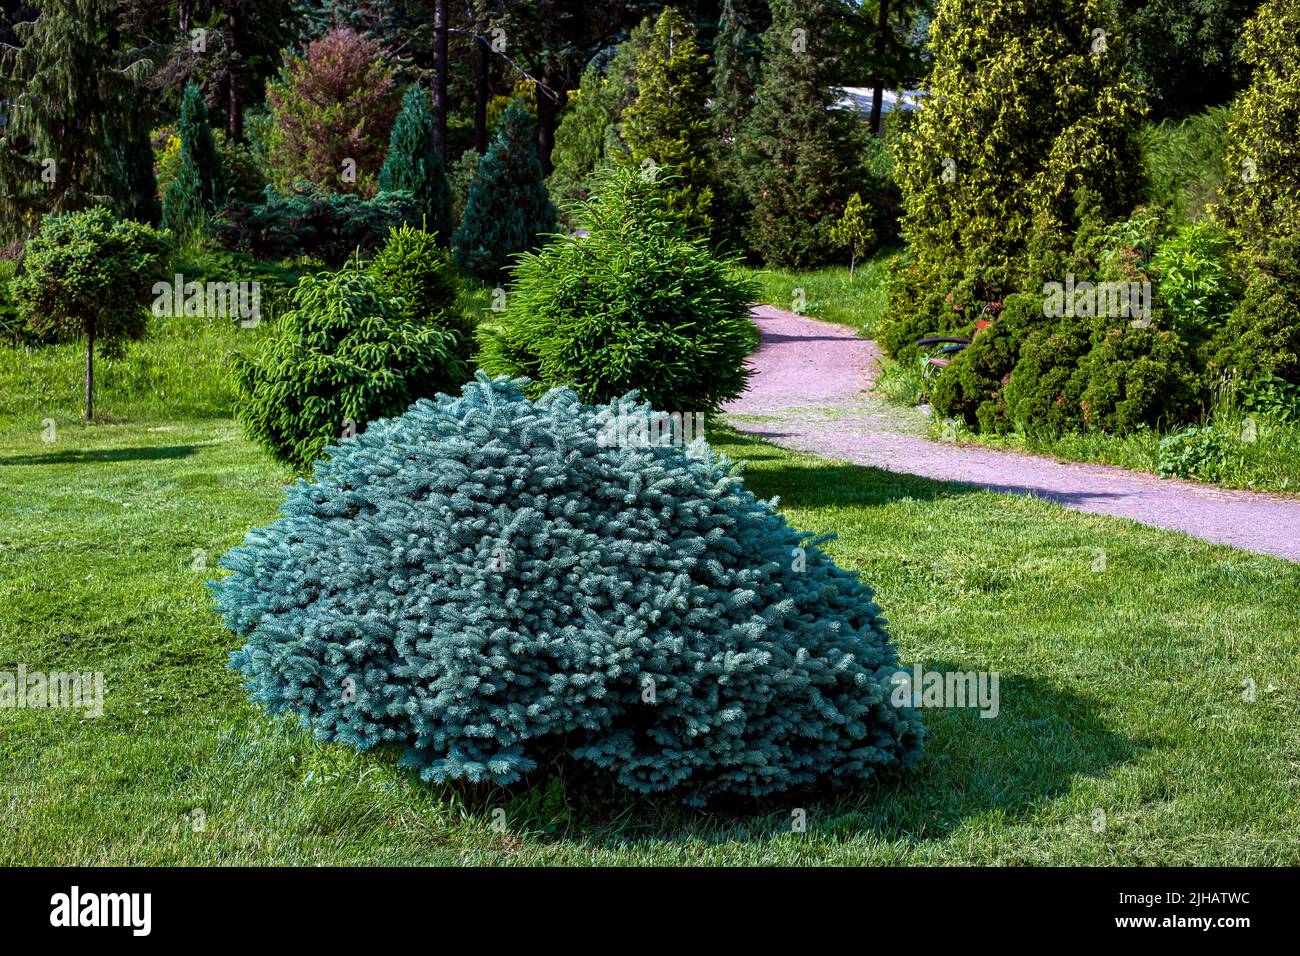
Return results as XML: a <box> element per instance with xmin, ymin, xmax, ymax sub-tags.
<box><xmin>869</xmin><ymin>0</ymin><xmax>891</xmax><ymax>137</ymax></box>
<box><xmin>473</xmin><ymin>34</ymin><xmax>489</xmax><ymax>154</ymax></box>
<box><xmin>84</xmin><ymin>320</ymin><xmax>95</xmax><ymax>421</ymax></box>
<box><xmin>179</xmin><ymin>0</ymin><xmax>192</xmax><ymax>37</ymax></box>
<box><xmin>432</xmin><ymin>0</ymin><xmax>449</xmax><ymax>158</ymax></box>
<box><xmin>227</xmin><ymin>1</ymin><xmax>244</xmax><ymax>142</ymax></box>
<box><xmin>535</xmin><ymin>64</ymin><xmax>565</xmax><ymax>176</ymax></box>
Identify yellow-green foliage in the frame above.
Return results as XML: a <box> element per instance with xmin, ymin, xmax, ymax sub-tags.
<box><xmin>1217</xmin><ymin>0</ymin><xmax>1300</xmax><ymax>263</ymax></box>
<box><xmin>884</xmin><ymin>0</ymin><xmax>1146</xmax><ymax>357</ymax></box>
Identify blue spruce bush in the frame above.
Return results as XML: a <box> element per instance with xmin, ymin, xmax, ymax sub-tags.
<box><xmin>211</xmin><ymin>375</ymin><xmax>923</xmax><ymax>803</ymax></box>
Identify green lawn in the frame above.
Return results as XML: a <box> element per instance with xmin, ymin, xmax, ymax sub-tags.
<box><xmin>737</xmin><ymin>254</ymin><xmax>895</xmax><ymax>336</ymax></box>
<box><xmin>2</xmin><ymin>317</ymin><xmax>1297</xmax><ymax>864</ymax></box>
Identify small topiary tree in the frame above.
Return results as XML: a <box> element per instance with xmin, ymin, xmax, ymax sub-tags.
<box><xmin>232</xmin><ymin>263</ymin><xmax>467</xmax><ymax>472</ymax></box>
<box><xmin>477</xmin><ymin>165</ymin><xmax>758</xmax><ymax>413</ymax></box>
<box><xmin>265</xmin><ymin>27</ymin><xmax>401</xmax><ymax>197</ymax></box>
<box><xmin>211</xmin><ymin>375</ymin><xmax>925</xmax><ymax>804</ymax></box>
<box><xmin>366</xmin><ymin>224</ymin><xmax>471</xmax><ymax>355</ymax></box>
<box><xmin>377</xmin><ymin>85</ymin><xmax>454</xmax><ymax>243</ymax></box>
<box><xmin>161</xmin><ymin>82</ymin><xmax>226</xmax><ymax>239</ymax></box>
<box><xmin>12</xmin><ymin>207</ymin><xmax>169</xmax><ymax>419</ymax></box>
<box><xmin>452</xmin><ymin>102</ymin><xmax>558</xmax><ymax>281</ymax></box>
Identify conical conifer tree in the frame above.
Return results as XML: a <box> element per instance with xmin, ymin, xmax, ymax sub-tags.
<box><xmin>711</xmin><ymin>0</ymin><xmax>764</xmax><ymax>249</ymax></box>
<box><xmin>451</xmin><ymin>102</ymin><xmax>558</xmax><ymax>280</ymax></box>
<box><xmin>0</xmin><ymin>0</ymin><xmax>158</xmax><ymax>237</ymax></box>
<box><xmin>737</xmin><ymin>0</ymin><xmax>858</xmax><ymax>268</ymax></box>
<box><xmin>162</xmin><ymin>82</ymin><xmax>226</xmax><ymax>237</ymax></box>
<box><xmin>622</xmin><ymin>8</ymin><xmax>716</xmax><ymax>236</ymax></box>
<box><xmin>881</xmin><ymin>0</ymin><xmax>1145</xmax><ymax>356</ymax></box>
<box><xmin>378</xmin><ymin>84</ymin><xmax>454</xmax><ymax>243</ymax></box>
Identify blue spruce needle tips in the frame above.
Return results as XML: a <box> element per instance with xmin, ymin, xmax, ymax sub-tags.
<box><xmin>211</xmin><ymin>373</ymin><xmax>924</xmax><ymax>804</ymax></box>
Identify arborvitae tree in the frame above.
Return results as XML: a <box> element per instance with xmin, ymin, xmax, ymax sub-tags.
<box><xmin>622</xmin><ymin>8</ymin><xmax>716</xmax><ymax>235</ymax></box>
<box><xmin>451</xmin><ymin>102</ymin><xmax>558</xmax><ymax>281</ymax></box>
<box><xmin>1218</xmin><ymin>0</ymin><xmax>1300</xmax><ymax>265</ymax></box>
<box><xmin>162</xmin><ymin>82</ymin><xmax>227</xmax><ymax>238</ymax></box>
<box><xmin>266</xmin><ymin>26</ymin><xmax>401</xmax><ymax>196</ymax></box>
<box><xmin>880</xmin><ymin>0</ymin><xmax>1145</xmax><ymax>357</ymax></box>
<box><xmin>738</xmin><ymin>0</ymin><xmax>860</xmax><ymax>268</ymax></box>
<box><xmin>1210</xmin><ymin>0</ymin><xmax>1300</xmax><ymax>385</ymax></box>
<box><xmin>378</xmin><ymin>84</ymin><xmax>454</xmax><ymax>244</ymax></box>
<box><xmin>0</xmin><ymin>0</ymin><xmax>158</xmax><ymax>237</ymax></box>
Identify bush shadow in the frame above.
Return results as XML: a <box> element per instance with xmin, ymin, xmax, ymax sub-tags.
<box><xmin>438</xmin><ymin>662</ymin><xmax>1143</xmax><ymax>852</ymax></box>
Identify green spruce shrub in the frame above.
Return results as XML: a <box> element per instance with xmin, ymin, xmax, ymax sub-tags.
<box><xmin>366</xmin><ymin>224</ymin><xmax>471</xmax><ymax>353</ymax></box>
<box><xmin>452</xmin><ymin>103</ymin><xmax>558</xmax><ymax>281</ymax></box>
<box><xmin>377</xmin><ymin>85</ymin><xmax>454</xmax><ymax>243</ymax></box>
<box><xmin>477</xmin><ymin>166</ymin><xmax>758</xmax><ymax>413</ymax></box>
<box><xmin>211</xmin><ymin>375</ymin><xmax>925</xmax><ymax>803</ymax></box>
<box><xmin>232</xmin><ymin>262</ymin><xmax>466</xmax><ymax>471</ymax></box>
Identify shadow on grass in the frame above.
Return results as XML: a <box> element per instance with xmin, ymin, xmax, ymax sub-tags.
<box><xmin>428</xmin><ymin>663</ymin><xmax>1142</xmax><ymax>851</ymax></box>
<box><xmin>0</xmin><ymin>445</ymin><xmax>197</xmax><ymax>466</ymax></box>
<box><xmin>714</xmin><ymin>426</ymin><xmax>979</xmax><ymax>508</ymax></box>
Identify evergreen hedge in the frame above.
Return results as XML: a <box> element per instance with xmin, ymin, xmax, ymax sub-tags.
<box><xmin>212</xmin><ymin>375</ymin><xmax>925</xmax><ymax>803</ymax></box>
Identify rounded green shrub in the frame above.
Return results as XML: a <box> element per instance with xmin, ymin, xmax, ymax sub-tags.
<box><xmin>1006</xmin><ymin>317</ymin><xmax>1200</xmax><ymax>434</ymax></box>
<box><xmin>477</xmin><ymin>166</ymin><xmax>759</xmax><ymax>413</ymax></box>
<box><xmin>1003</xmin><ymin>316</ymin><xmax>1097</xmax><ymax>434</ymax></box>
<box><xmin>366</xmin><ymin>224</ymin><xmax>471</xmax><ymax>348</ymax></box>
<box><xmin>211</xmin><ymin>375</ymin><xmax>925</xmax><ymax>804</ymax></box>
<box><xmin>1076</xmin><ymin>324</ymin><xmax>1200</xmax><ymax>432</ymax></box>
<box><xmin>1207</xmin><ymin>234</ymin><xmax>1300</xmax><ymax>385</ymax></box>
<box><xmin>232</xmin><ymin>263</ymin><xmax>467</xmax><ymax>472</ymax></box>
<box><xmin>931</xmin><ymin>293</ymin><xmax>1046</xmax><ymax>433</ymax></box>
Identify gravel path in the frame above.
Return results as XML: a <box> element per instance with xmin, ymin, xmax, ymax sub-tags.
<box><xmin>724</xmin><ymin>306</ymin><xmax>1300</xmax><ymax>563</ymax></box>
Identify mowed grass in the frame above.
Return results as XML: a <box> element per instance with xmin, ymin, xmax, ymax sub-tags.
<box><xmin>1</xmin><ymin>317</ymin><xmax>1299</xmax><ymax>865</ymax></box>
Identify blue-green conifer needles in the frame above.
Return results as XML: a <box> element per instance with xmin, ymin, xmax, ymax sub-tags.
<box><xmin>212</xmin><ymin>375</ymin><xmax>923</xmax><ymax>803</ymax></box>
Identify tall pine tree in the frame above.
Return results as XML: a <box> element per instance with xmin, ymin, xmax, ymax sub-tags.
<box><xmin>0</xmin><ymin>0</ymin><xmax>158</xmax><ymax>237</ymax></box>
<box><xmin>738</xmin><ymin>0</ymin><xmax>858</xmax><ymax>268</ymax></box>
<box><xmin>378</xmin><ymin>84</ymin><xmax>454</xmax><ymax>244</ymax></box>
<box><xmin>452</xmin><ymin>102</ymin><xmax>558</xmax><ymax>281</ymax></box>
<box><xmin>622</xmin><ymin>8</ymin><xmax>716</xmax><ymax>236</ymax></box>
<box><xmin>162</xmin><ymin>82</ymin><xmax>227</xmax><ymax>238</ymax></box>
